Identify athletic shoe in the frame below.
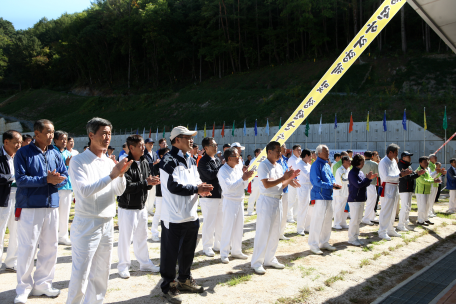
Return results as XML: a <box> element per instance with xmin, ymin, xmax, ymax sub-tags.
<box><xmin>321</xmin><ymin>244</ymin><xmax>336</xmax><ymax>251</ymax></box>
<box><xmin>151</xmin><ymin>235</ymin><xmax>160</xmax><ymax>242</ymax></box>
<box><xmin>204</xmin><ymin>248</ymin><xmax>215</xmax><ymax>257</ymax></box>
<box><xmin>58</xmin><ymin>238</ymin><xmax>72</xmax><ymax>246</ymax></box>
<box><xmin>221</xmin><ymin>256</ymin><xmax>229</xmax><ymax>264</ymax></box>
<box><xmin>380</xmin><ymin>235</ymin><xmax>392</xmax><ymax>241</ymax></box>
<box><xmin>341</xmin><ymin>224</ymin><xmax>349</xmax><ymax>229</ymax></box>
<box><xmin>425</xmin><ymin>220</ymin><xmax>434</xmax><ymax>225</ymax></box>
<box><xmin>213</xmin><ymin>247</ymin><xmax>220</xmax><ymax>252</ymax></box>
<box><xmin>348</xmin><ymin>240</ymin><xmax>362</xmax><ymax>246</ymax></box>
<box><xmin>388</xmin><ymin>231</ymin><xmax>402</xmax><ymax>237</ymax></box>
<box><xmin>14</xmin><ymin>293</ymin><xmax>29</xmax><ymax>304</ymax></box>
<box><xmin>247</xmin><ymin>212</ymin><xmax>255</xmax><ymax>216</ymax></box>
<box><xmin>371</xmin><ymin>218</ymin><xmax>380</xmax><ymax>223</ymax></box>
<box><xmin>429</xmin><ymin>214</ymin><xmax>436</xmax><ymax>218</ymax></box>
<box><xmin>396</xmin><ymin>226</ymin><xmax>409</xmax><ymax>232</ymax></box>
<box><xmin>279</xmin><ymin>235</ymin><xmax>290</xmax><ymax>240</ymax></box>
<box><xmin>231</xmin><ymin>253</ymin><xmax>248</xmax><ymax>260</ymax></box>
<box><xmin>297</xmin><ymin>231</ymin><xmax>305</xmax><ymax>236</ymax></box>
<box><xmin>163</xmin><ymin>282</ymin><xmax>182</xmax><ymax>304</ymax></box>
<box><xmin>30</xmin><ymin>287</ymin><xmax>60</xmax><ymax>297</ymax></box>
<box><xmin>178</xmin><ymin>277</ymin><xmax>204</xmax><ymax>293</ymax></box>
<box><xmin>141</xmin><ymin>264</ymin><xmax>160</xmax><ymax>273</ymax></box>
<box><xmin>310</xmin><ymin>248</ymin><xmax>324</xmax><ymax>255</ymax></box>
<box><xmin>5</xmin><ymin>266</ymin><xmax>16</xmax><ymax>272</ymax></box>
<box><xmin>267</xmin><ymin>261</ymin><xmax>285</xmax><ymax>269</ymax></box>
<box><xmin>417</xmin><ymin>221</ymin><xmax>429</xmax><ymax>226</ymax></box>
<box><xmin>119</xmin><ymin>270</ymin><xmax>130</xmax><ymax>279</ymax></box>
<box><xmin>253</xmin><ymin>266</ymin><xmax>266</xmax><ymax>274</ymax></box>
<box><xmin>362</xmin><ymin>220</ymin><xmax>374</xmax><ymax>226</ymax></box>
<box><xmin>287</xmin><ymin>219</ymin><xmax>296</xmax><ymax>223</ymax></box>
<box><xmin>332</xmin><ymin>225</ymin><xmax>342</xmax><ymax>230</ymax></box>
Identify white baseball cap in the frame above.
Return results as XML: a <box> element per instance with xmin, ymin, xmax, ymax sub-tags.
<box><xmin>231</xmin><ymin>142</ymin><xmax>245</xmax><ymax>150</ymax></box>
<box><xmin>170</xmin><ymin>126</ymin><xmax>197</xmax><ymax>141</ymax></box>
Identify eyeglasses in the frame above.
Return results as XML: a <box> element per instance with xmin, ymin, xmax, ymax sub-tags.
<box><xmin>178</xmin><ymin>135</ymin><xmax>193</xmax><ymax>140</ymax></box>
<box><xmin>208</xmin><ymin>143</ymin><xmax>218</xmax><ymax>147</ymax></box>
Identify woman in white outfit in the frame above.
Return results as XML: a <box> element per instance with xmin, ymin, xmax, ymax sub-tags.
<box><xmin>295</xmin><ymin>149</ymin><xmax>313</xmax><ymax>236</ymax></box>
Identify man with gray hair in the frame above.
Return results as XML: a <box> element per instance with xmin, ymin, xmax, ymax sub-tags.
<box><xmin>66</xmin><ymin>117</ymin><xmax>132</xmax><ymax>304</ymax></box>
<box><xmin>53</xmin><ymin>130</ymin><xmax>73</xmax><ymax>246</ymax></box>
<box><xmin>378</xmin><ymin>144</ymin><xmax>413</xmax><ymax>241</ymax></box>
<box><xmin>308</xmin><ymin>145</ymin><xmax>340</xmax><ymax>255</ymax></box>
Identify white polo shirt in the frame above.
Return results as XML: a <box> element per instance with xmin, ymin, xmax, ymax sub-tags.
<box><xmin>258</xmin><ymin>158</ymin><xmax>283</xmax><ymax>196</ymax></box>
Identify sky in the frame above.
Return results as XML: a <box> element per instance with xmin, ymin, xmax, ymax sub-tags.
<box><xmin>1</xmin><ymin>0</ymin><xmax>93</xmax><ymax>30</ymax></box>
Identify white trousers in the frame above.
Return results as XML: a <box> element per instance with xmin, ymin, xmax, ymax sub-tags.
<box><xmin>146</xmin><ymin>188</ymin><xmax>156</xmax><ymax>215</ymax></box>
<box><xmin>247</xmin><ymin>178</ymin><xmax>260</xmax><ymax>213</ymax></box>
<box><xmin>416</xmin><ymin>194</ymin><xmax>430</xmax><ymax>223</ymax></box>
<box><xmin>58</xmin><ymin>190</ymin><xmax>73</xmax><ymax>241</ymax></box>
<box><xmin>398</xmin><ymin>192</ymin><xmax>412</xmax><ymax>228</ymax></box>
<box><xmin>150</xmin><ymin>197</ymin><xmax>162</xmax><ymax>237</ymax></box>
<box><xmin>428</xmin><ymin>186</ymin><xmax>438</xmax><ymax>216</ymax></box>
<box><xmin>296</xmin><ymin>187</ymin><xmax>312</xmax><ymax>233</ymax></box>
<box><xmin>251</xmin><ymin>195</ymin><xmax>281</xmax><ymax>268</ymax></box>
<box><xmin>200</xmin><ymin>198</ymin><xmax>223</xmax><ymax>251</ymax></box>
<box><xmin>333</xmin><ymin>196</ymin><xmax>348</xmax><ymax>227</ymax></box>
<box><xmin>308</xmin><ymin>200</ymin><xmax>333</xmax><ymax>251</ymax></box>
<box><xmin>0</xmin><ymin>197</ymin><xmax>18</xmax><ymax>268</ymax></box>
<box><xmin>220</xmin><ymin>198</ymin><xmax>244</xmax><ymax>257</ymax></box>
<box><xmin>16</xmin><ymin>208</ymin><xmax>58</xmax><ymax>295</ymax></box>
<box><xmin>450</xmin><ymin>190</ymin><xmax>456</xmax><ymax>212</ymax></box>
<box><xmin>279</xmin><ymin>192</ymin><xmax>288</xmax><ymax>236</ymax></box>
<box><xmin>287</xmin><ymin>186</ymin><xmax>298</xmax><ymax>221</ymax></box>
<box><xmin>378</xmin><ymin>185</ymin><xmax>399</xmax><ymax>237</ymax></box>
<box><xmin>362</xmin><ymin>185</ymin><xmax>377</xmax><ymax>222</ymax></box>
<box><xmin>348</xmin><ymin>202</ymin><xmax>365</xmax><ymax>242</ymax></box>
<box><xmin>117</xmin><ymin>208</ymin><xmax>155</xmax><ymax>272</ymax></box>
<box><xmin>66</xmin><ymin>216</ymin><xmax>114</xmax><ymax>304</ymax></box>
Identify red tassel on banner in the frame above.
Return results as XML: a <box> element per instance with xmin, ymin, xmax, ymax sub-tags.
<box><xmin>15</xmin><ymin>208</ymin><xmax>22</xmax><ymax>221</ymax></box>
<box><xmin>247</xmin><ymin>182</ymin><xmax>252</xmax><ymax>194</ymax></box>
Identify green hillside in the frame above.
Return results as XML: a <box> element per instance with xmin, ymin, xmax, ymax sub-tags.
<box><xmin>0</xmin><ymin>54</ymin><xmax>455</xmax><ymax>137</ymax></box>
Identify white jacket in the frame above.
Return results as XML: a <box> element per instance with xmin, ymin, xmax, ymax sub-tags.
<box><xmin>69</xmin><ymin>149</ymin><xmax>126</xmax><ymax>218</ymax></box>
<box><xmin>160</xmin><ymin>146</ymin><xmax>202</xmax><ymax>224</ymax></box>
<box><xmin>217</xmin><ymin>163</ymin><xmax>248</xmax><ymax>201</ymax></box>
<box><xmin>334</xmin><ymin>166</ymin><xmax>350</xmax><ymax>197</ymax></box>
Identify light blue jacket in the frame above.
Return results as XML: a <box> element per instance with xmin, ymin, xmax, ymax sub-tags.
<box><xmin>54</xmin><ymin>146</ymin><xmax>72</xmax><ymax>190</ymax></box>
<box><xmin>310</xmin><ymin>157</ymin><xmax>335</xmax><ymax>200</ymax></box>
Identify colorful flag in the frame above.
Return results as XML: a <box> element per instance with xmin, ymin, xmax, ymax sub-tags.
<box><xmin>443</xmin><ymin>107</ymin><xmax>448</xmax><ymax>130</ymax></box>
<box><xmin>265</xmin><ymin>119</ymin><xmax>269</xmax><ymax>136</ymax></box>
<box><xmin>334</xmin><ymin>114</ymin><xmax>337</xmax><ymax>129</ymax></box>
<box><xmin>319</xmin><ymin>115</ymin><xmax>322</xmax><ymax>134</ymax></box>
<box><xmin>221</xmin><ymin>122</ymin><xmax>225</xmax><ymax>138</ymax></box>
<box><xmin>194</xmin><ymin>123</ymin><xmax>198</xmax><ymax>138</ymax></box>
<box><xmin>305</xmin><ymin>120</ymin><xmax>310</xmax><ymax>137</ymax></box>
<box><xmin>142</xmin><ymin>128</ymin><xmax>145</xmax><ymax>138</ymax></box>
<box><xmin>402</xmin><ymin>109</ymin><xmax>407</xmax><ymax>130</ymax></box>
<box><xmin>163</xmin><ymin>126</ymin><xmax>165</xmax><ymax>138</ymax></box>
<box><xmin>279</xmin><ymin>117</ymin><xmax>282</xmax><ymax>129</ymax></box>
<box><xmin>383</xmin><ymin>111</ymin><xmax>387</xmax><ymax>132</ymax></box>
<box><xmin>424</xmin><ymin>108</ymin><xmax>427</xmax><ymax>130</ymax></box>
<box><xmin>212</xmin><ymin>122</ymin><xmax>215</xmax><ymax>137</ymax></box>
<box><xmin>243</xmin><ymin>120</ymin><xmax>247</xmax><ymax>136</ymax></box>
<box><xmin>366</xmin><ymin>112</ymin><xmax>370</xmax><ymax>132</ymax></box>
<box><xmin>156</xmin><ymin>127</ymin><xmax>158</xmax><ymax>141</ymax></box>
<box><xmin>204</xmin><ymin>123</ymin><xmax>206</xmax><ymax>137</ymax></box>
<box><xmin>254</xmin><ymin>120</ymin><xmax>258</xmax><ymax>136</ymax></box>
<box><xmin>136</xmin><ymin>128</ymin><xmax>139</xmax><ymax>135</ymax></box>
<box><xmin>232</xmin><ymin>121</ymin><xmax>235</xmax><ymax>136</ymax></box>
<box><xmin>349</xmin><ymin>113</ymin><xmax>353</xmax><ymax>133</ymax></box>
<box><xmin>148</xmin><ymin>127</ymin><xmax>151</xmax><ymax>138</ymax></box>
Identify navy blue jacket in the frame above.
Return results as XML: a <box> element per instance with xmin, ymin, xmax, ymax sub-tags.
<box><xmin>0</xmin><ymin>147</ymin><xmax>14</xmax><ymax>207</ymax></box>
<box><xmin>14</xmin><ymin>141</ymin><xmax>68</xmax><ymax>208</ymax></box>
<box><xmin>447</xmin><ymin>166</ymin><xmax>456</xmax><ymax>190</ymax></box>
<box><xmin>348</xmin><ymin>167</ymin><xmax>372</xmax><ymax>202</ymax></box>
<box><xmin>197</xmin><ymin>154</ymin><xmax>222</xmax><ymax>198</ymax></box>
<box><xmin>144</xmin><ymin>149</ymin><xmax>158</xmax><ymax>174</ymax></box>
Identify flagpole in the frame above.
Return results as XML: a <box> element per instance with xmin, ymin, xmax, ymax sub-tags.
<box><xmin>404</xmin><ymin>110</ymin><xmax>406</xmax><ymax>150</ymax></box>
<box><xmin>367</xmin><ymin>111</ymin><xmax>369</xmax><ymax>150</ymax></box>
<box><xmin>424</xmin><ymin>107</ymin><xmax>426</xmax><ymax>154</ymax></box>
<box><xmin>335</xmin><ymin>115</ymin><xmax>337</xmax><ymax>150</ymax></box>
<box><xmin>445</xmin><ymin>106</ymin><xmax>447</xmax><ymax>166</ymax></box>
<box><xmin>384</xmin><ymin>110</ymin><xmax>386</xmax><ymax>155</ymax></box>
<box><xmin>350</xmin><ymin>112</ymin><xmax>352</xmax><ymax>149</ymax></box>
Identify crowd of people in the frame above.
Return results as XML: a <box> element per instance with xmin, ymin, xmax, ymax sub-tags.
<box><xmin>1</xmin><ymin>117</ymin><xmax>456</xmax><ymax>304</ymax></box>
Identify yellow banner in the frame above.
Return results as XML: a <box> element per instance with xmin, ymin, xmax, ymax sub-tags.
<box><xmin>247</xmin><ymin>0</ymin><xmax>406</xmax><ymax>180</ymax></box>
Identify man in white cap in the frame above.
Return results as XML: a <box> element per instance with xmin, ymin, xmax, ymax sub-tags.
<box><xmin>251</xmin><ymin>141</ymin><xmax>300</xmax><ymax>274</ymax></box>
<box><xmin>66</xmin><ymin>117</ymin><xmax>132</xmax><ymax>304</ymax></box>
<box><xmin>286</xmin><ymin>145</ymin><xmax>302</xmax><ymax>223</ymax></box>
<box><xmin>159</xmin><ymin>126</ymin><xmax>213</xmax><ymax>303</ymax></box>
<box><xmin>230</xmin><ymin>142</ymin><xmax>245</xmax><ymax>168</ymax></box>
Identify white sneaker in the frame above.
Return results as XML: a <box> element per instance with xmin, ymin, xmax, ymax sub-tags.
<box><xmin>221</xmin><ymin>256</ymin><xmax>229</xmax><ymax>264</ymax></box>
<box><xmin>58</xmin><ymin>238</ymin><xmax>72</xmax><ymax>246</ymax></box>
<box><xmin>267</xmin><ymin>261</ymin><xmax>285</xmax><ymax>269</ymax></box>
<box><xmin>151</xmin><ymin>235</ymin><xmax>160</xmax><ymax>242</ymax></box>
<box><xmin>247</xmin><ymin>212</ymin><xmax>255</xmax><ymax>216</ymax></box>
<box><xmin>380</xmin><ymin>235</ymin><xmax>392</xmax><ymax>241</ymax></box>
<box><xmin>310</xmin><ymin>248</ymin><xmax>324</xmax><ymax>255</ymax></box>
<box><xmin>253</xmin><ymin>266</ymin><xmax>266</xmax><ymax>274</ymax></box>
<box><xmin>119</xmin><ymin>270</ymin><xmax>130</xmax><ymax>279</ymax></box>
<box><xmin>231</xmin><ymin>253</ymin><xmax>248</xmax><ymax>260</ymax></box>
<box><xmin>141</xmin><ymin>264</ymin><xmax>160</xmax><ymax>273</ymax></box>
<box><xmin>388</xmin><ymin>231</ymin><xmax>402</xmax><ymax>237</ymax></box>
<box><xmin>279</xmin><ymin>235</ymin><xmax>290</xmax><ymax>240</ymax></box>
<box><xmin>362</xmin><ymin>220</ymin><xmax>374</xmax><ymax>226</ymax></box>
<box><xmin>14</xmin><ymin>292</ymin><xmax>30</xmax><ymax>304</ymax></box>
<box><xmin>213</xmin><ymin>248</ymin><xmax>220</xmax><ymax>252</ymax></box>
<box><xmin>321</xmin><ymin>244</ymin><xmax>336</xmax><ymax>251</ymax></box>
<box><xmin>204</xmin><ymin>248</ymin><xmax>215</xmax><ymax>257</ymax></box>
<box><xmin>341</xmin><ymin>224</ymin><xmax>349</xmax><ymax>229</ymax></box>
<box><xmin>348</xmin><ymin>240</ymin><xmax>362</xmax><ymax>246</ymax></box>
<box><xmin>396</xmin><ymin>226</ymin><xmax>409</xmax><ymax>232</ymax></box>
<box><xmin>429</xmin><ymin>214</ymin><xmax>436</xmax><ymax>218</ymax></box>
<box><xmin>31</xmin><ymin>287</ymin><xmax>60</xmax><ymax>297</ymax></box>
<box><xmin>333</xmin><ymin>225</ymin><xmax>342</xmax><ymax>230</ymax></box>
<box><xmin>297</xmin><ymin>231</ymin><xmax>305</xmax><ymax>236</ymax></box>
<box><xmin>287</xmin><ymin>219</ymin><xmax>296</xmax><ymax>223</ymax></box>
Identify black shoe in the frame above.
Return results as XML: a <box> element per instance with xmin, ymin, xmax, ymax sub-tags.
<box><xmin>163</xmin><ymin>282</ymin><xmax>183</xmax><ymax>304</ymax></box>
<box><xmin>5</xmin><ymin>266</ymin><xmax>16</xmax><ymax>273</ymax></box>
<box><xmin>417</xmin><ymin>221</ymin><xmax>429</xmax><ymax>226</ymax></box>
<box><xmin>425</xmin><ymin>220</ymin><xmax>434</xmax><ymax>225</ymax></box>
<box><xmin>178</xmin><ymin>277</ymin><xmax>204</xmax><ymax>293</ymax></box>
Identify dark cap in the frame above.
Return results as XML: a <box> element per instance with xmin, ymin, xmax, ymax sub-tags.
<box><xmin>108</xmin><ymin>146</ymin><xmax>115</xmax><ymax>150</ymax></box>
<box><xmin>401</xmin><ymin>151</ymin><xmax>413</xmax><ymax>158</ymax></box>
<box><xmin>145</xmin><ymin>138</ymin><xmax>155</xmax><ymax>144</ymax></box>
<box><xmin>223</xmin><ymin>144</ymin><xmax>231</xmax><ymax>149</ymax></box>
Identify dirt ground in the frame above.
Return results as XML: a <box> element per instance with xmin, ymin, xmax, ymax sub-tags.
<box><xmin>1</xmin><ymin>195</ymin><xmax>456</xmax><ymax>304</ymax></box>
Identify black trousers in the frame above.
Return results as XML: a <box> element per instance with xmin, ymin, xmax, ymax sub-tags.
<box><xmin>436</xmin><ymin>183</ymin><xmax>442</xmax><ymax>202</ymax></box>
<box><xmin>160</xmin><ymin>219</ymin><xmax>200</xmax><ymax>293</ymax></box>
